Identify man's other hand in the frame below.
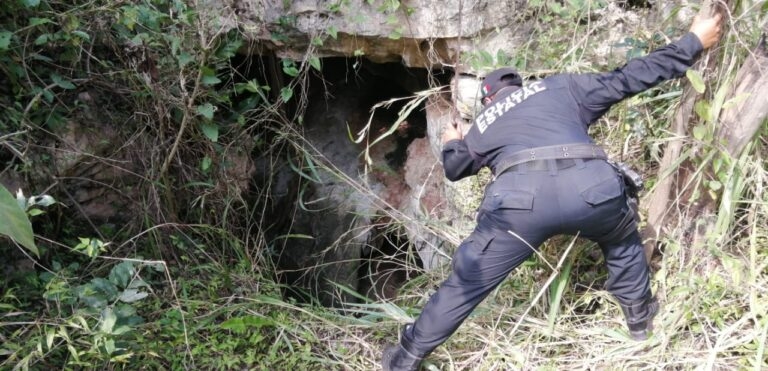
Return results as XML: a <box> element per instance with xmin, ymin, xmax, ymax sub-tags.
<box><xmin>442</xmin><ymin>122</ymin><xmax>463</xmax><ymax>144</ymax></box>
<box><xmin>690</xmin><ymin>13</ymin><xmax>723</xmax><ymax>49</ymax></box>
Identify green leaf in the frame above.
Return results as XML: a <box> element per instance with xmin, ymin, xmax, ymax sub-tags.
<box><xmin>119</xmin><ymin>288</ymin><xmax>148</xmax><ymax>303</ymax></box>
<box><xmin>196</xmin><ymin>103</ymin><xmax>215</xmax><ymax>119</ymax></box>
<box><xmin>29</xmin><ymin>17</ymin><xmax>52</xmax><ymax>26</ymax></box>
<box><xmin>104</xmin><ymin>338</ymin><xmax>116</xmax><ymax>354</ymax></box>
<box><xmin>201</xmin><ymin>67</ymin><xmax>221</xmax><ymax>86</ymax></box>
<box><xmin>686</xmin><ymin>70</ymin><xmax>706</xmax><ymax>94</ymax></box>
<box><xmin>100</xmin><ymin>307</ymin><xmax>117</xmax><ymax>334</ymax></box>
<box><xmin>27</xmin><ymin>209</ymin><xmax>44</xmax><ymax>216</ymax></box>
<box><xmin>72</xmin><ymin>30</ymin><xmax>91</xmax><ymax>41</ymax></box>
<box><xmin>722</xmin><ymin>93</ymin><xmax>751</xmax><ymax>110</ymax></box>
<box><xmin>109</xmin><ymin>262</ymin><xmax>135</xmax><ymax>289</ymax></box>
<box><xmin>309</xmin><ymin>56</ymin><xmax>321</xmax><ymax>71</ymax></box>
<box><xmin>282</xmin><ymin>59</ymin><xmax>299</xmax><ymax>77</ymax></box>
<box><xmin>177</xmin><ymin>52</ymin><xmax>194</xmax><ymax>67</ymax></box>
<box><xmin>221</xmin><ymin>317</ymin><xmax>246</xmax><ymax>333</ymax></box>
<box><xmin>201</xmin><ymin>122</ymin><xmax>219</xmax><ymax>142</ymax></box>
<box><xmin>34</xmin><ymin>34</ymin><xmax>49</xmax><ymax>46</ymax></box>
<box><xmin>21</xmin><ymin>0</ymin><xmax>41</xmax><ymax>8</ymax></box>
<box><xmin>708</xmin><ymin>180</ymin><xmax>722</xmax><ymax>191</ymax></box>
<box><xmin>0</xmin><ymin>185</ymin><xmax>38</xmax><ymax>256</ymax></box>
<box><xmin>90</xmin><ymin>278</ymin><xmax>119</xmax><ymax>300</ymax></box>
<box><xmin>0</xmin><ymin>31</ymin><xmax>12</xmax><ymax>50</ymax></box>
<box><xmin>327</xmin><ymin>26</ymin><xmax>338</xmax><ymax>39</ymax></box>
<box><xmin>201</xmin><ymin>156</ymin><xmax>212</xmax><ymax>171</ymax></box>
<box><xmin>51</xmin><ymin>73</ymin><xmax>76</xmax><ymax>90</ymax></box>
<box><xmin>388</xmin><ymin>28</ymin><xmax>402</xmax><ymax>40</ymax></box>
<box><xmin>694</xmin><ymin>100</ymin><xmax>711</xmax><ymax>122</ymax></box>
<box><xmin>216</xmin><ymin>37</ymin><xmax>243</xmax><ymax>59</ymax></box>
<box><xmin>280</xmin><ymin>87</ymin><xmax>293</xmax><ymax>101</ymax></box>
<box><xmin>692</xmin><ymin>124</ymin><xmax>707</xmax><ymax>141</ymax></box>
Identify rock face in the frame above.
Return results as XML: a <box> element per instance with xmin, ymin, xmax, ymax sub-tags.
<box><xmin>231</xmin><ymin>0</ymin><xmax>529</xmax><ymax>69</ymax></box>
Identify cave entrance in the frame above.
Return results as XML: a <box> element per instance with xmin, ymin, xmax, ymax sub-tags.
<box><xmin>253</xmin><ymin>56</ymin><xmax>452</xmax><ymax>306</ymax></box>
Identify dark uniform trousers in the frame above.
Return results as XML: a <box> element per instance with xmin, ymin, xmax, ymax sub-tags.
<box><xmin>402</xmin><ymin>157</ymin><xmax>649</xmax><ymax>356</ymax></box>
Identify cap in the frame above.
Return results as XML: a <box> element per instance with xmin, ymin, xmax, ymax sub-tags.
<box><xmin>480</xmin><ymin>68</ymin><xmax>522</xmax><ymax>99</ymax></box>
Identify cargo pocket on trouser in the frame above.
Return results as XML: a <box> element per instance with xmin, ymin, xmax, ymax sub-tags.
<box><xmin>579</xmin><ymin>176</ymin><xmax>623</xmax><ymax>206</ymax></box>
<box><xmin>482</xmin><ymin>189</ymin><xmax>535</xmax><ymax>212</ymax></box>
<box><xmin>452</xmin><ymin>231</ymin><xmax>495</xmax><ymax>282</ymax></box>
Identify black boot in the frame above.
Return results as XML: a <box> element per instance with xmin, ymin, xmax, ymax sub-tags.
<box><xmin>382</xmin><ymin>324</ymin><xmax>425</xmax><ymax>371</ymax></box>
<box><xmin>618</xmin><ymin>293</ymin><xmax>659</xmax><ymax>340</ymax></box>
<box><xmin>381</xmin><ymin>343</ymin><xmax>423</xmax><ymax>371</ymax></box>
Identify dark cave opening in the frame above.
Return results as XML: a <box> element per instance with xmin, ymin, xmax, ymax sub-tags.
<box><xmin>241</xmin><ymin>54</ymin><xmax>452</xmax><ymax>306</ymax></box>
<box><xmin>357</xmin><ymin>222</ymin><xmax>424</xmax><ymax>301</ymax></box>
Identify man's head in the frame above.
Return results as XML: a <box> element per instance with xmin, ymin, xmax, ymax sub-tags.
<box><xmin>480</xmin><ymin>67</ymin><xmax>522</xmax><ymax>106</ymax></box>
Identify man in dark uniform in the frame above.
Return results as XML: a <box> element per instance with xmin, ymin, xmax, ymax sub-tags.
<box><xmin>382</xmin><ymin>14</ymin><xmax>723</xmax><ymax>371</ymax></box>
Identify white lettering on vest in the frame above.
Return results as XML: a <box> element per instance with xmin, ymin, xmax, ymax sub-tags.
<box><xmin>476</xmin><ymin>81</ymin><xmax>547</xmax><ymax>134</ymax></box>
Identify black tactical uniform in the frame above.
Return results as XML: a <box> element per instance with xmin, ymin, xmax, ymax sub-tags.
<box><xmin>383</xmin><ymin>32</ymin><xmax>704</xmax><ymax>370</ymax></box>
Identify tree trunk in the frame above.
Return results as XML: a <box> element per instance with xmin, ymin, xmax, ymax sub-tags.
<box><xmin>642</xmin><ymin>6</ymin><xmax>768</xmax><ymax>262</ymax></box>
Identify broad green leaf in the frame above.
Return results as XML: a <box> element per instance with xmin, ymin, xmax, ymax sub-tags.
<box><xmin>309</xmin><ymin>56</ymin><xmax>321</xmax><ymax>71</ymax></box>
<box><xmin>100</xmin><ymin>307</ymin><xmax>117</xmax><ymax>334</ymax></box>
<box><xmin>201</xmin><ymin>156</ymin><xmax>212</xmax><ymax>171</ymax></box>
<box><xmin>281</xmin><ymin>59</ymin><xmax>299</xmax><ymax>77</ymax></box>
<box><xmin>29</xmin><ymin>17</ymin><xmax>52</xmax><ymax>26</ymax></box>
<box><xmin>216</xmin><ymin>37</ymin><xmax>243</xmax><ymax>59</ymax></box>
<box><xmin>201</xmin><ymin>123</ymin><xmax>219</xmax><ymax>142</ymax></box>
<box><xmin>694</xmin><ymin>100</ymin><xmax>711</xmax><ymax>122</ymax></box>
<box><xmin>51</xmin><ymin>73</ymin><xmax>76</xmax><ymax>90</ymax></box>
<box><xmin>327</xmin><ymin>26</ymin><xmax>338</xmax><ymax>39</ymax></box>
<box><xmin>22</xmin><ymin>0</ymin><xmax>41</xmax><ymax>8</ymax></box>
<box><xmin>708</xmin><ymin>180</ymin><xmax>722</xmax><ymax>191</ymax></box>
<box><xmin>388</xmin><ymin>28</ymin><xmax>402</xmax><ymax>40</ymax></box>
<box><xmin>46</xmin><ymin>328</ymin><xmax>54</xmax><ymax>350</ymax></box>
<box><xmin>72</xmin><ymin>30</ymin><xmax>91</xmax><ymax>41</ymax></box>
<box><xmin>280</xmin><ymin>87</ymin><xmax>293</xmax><ymax>101</ymax></box>
<box><xmin>116</xmin><ymin>301</ymin><xmax>137</xmax><ymax>314</ymax></box>
<box><xmin>686</xmin><ymin>70</ymin><xmax>706</xmax><ymax>94</ymax></box>
<box><xmin>722</xmin><ymin>93</ymin><xmax>751</xmax><ymax>110</ymax></box>
<box><xmin>109</xmin><ymin>261</ymin><xmax>135</xmax><ymax>288</ymax></box>
<box><xmin>201</xmin><ymin>74</ymin><xmax>221</xmax><ymax>86</ymax></box>
<box><xmin>104</xmin><ymin>339</ymin><xmax>116</xmax><ymax>354</ymax></box>
<box><xmin>196</xmin><ymin>103</ymin><xmax>215</xmax><ymax>119</ymax></box>
<box><xmin>692</xmin><ymin>124</ymin><xmax>707</xmax><ymax>141</ymax></box>
<box><xmin>111</xmin><ymin>325</ymin><xmax>132</xmax><ymax>335</ymax></box>
<box><xmin>119</xmin><ymin>288</ymin><xmax>148</xmax><ymax>303</ymax></box>
<box><xmin>177</xmin><ymin>52</ymin><xmax>194</xmax><ymax>67</ymax></box>
<box><xmin>0</xmin><ymin>31</ymin><xmax>12</xmax><ymax>50</ymax></box>
<box><xmin>34</xmin><ymin>34</ymin><xmax>49</xmax><ymax>46</ymax></box>
<box><xmin>27</xmin><ymin>209</ymin><xmax>44</xmax><ymax>216</ymax></box>
<box><xmin>221</xmin><ymin>317</ymin><xmax>246</xmax><ymax>333</ymax></box>
<box><xmin>0</xmin><ymin>185</ymin><xmax>38</xmax><ymax>256</ymax></box>
<box><xmin>201</xmin><ymin>67</ymin><xmax>221</xmax><ymax>86</ymax></box>
<box><xmin>90</xmin><ymin>277</ymin><xmax>119</xmax><ymax>300</ymax></box>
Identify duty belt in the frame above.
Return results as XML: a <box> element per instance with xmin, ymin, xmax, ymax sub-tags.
<box><xmin>493</xmin><ymin>143</ymin><xmax>607</xmax><ymax>177</ymax></box>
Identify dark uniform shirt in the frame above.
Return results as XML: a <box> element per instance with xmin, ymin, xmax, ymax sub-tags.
<box><xmin>442</xmin><ymin>32</ymin><xmax>704</xmax><ymax>181</ymax></box>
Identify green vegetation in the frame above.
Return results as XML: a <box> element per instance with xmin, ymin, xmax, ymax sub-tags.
<box><xmin>1</xmin><ymin>0</ymin><xmax>766</xmax><ymax>370</ymax></box>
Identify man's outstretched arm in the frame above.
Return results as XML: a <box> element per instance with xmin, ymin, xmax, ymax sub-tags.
<box><xmin>571</xmin><ymin>14</ymin><xmax>723</xmax><ymax>124</ymax></box>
